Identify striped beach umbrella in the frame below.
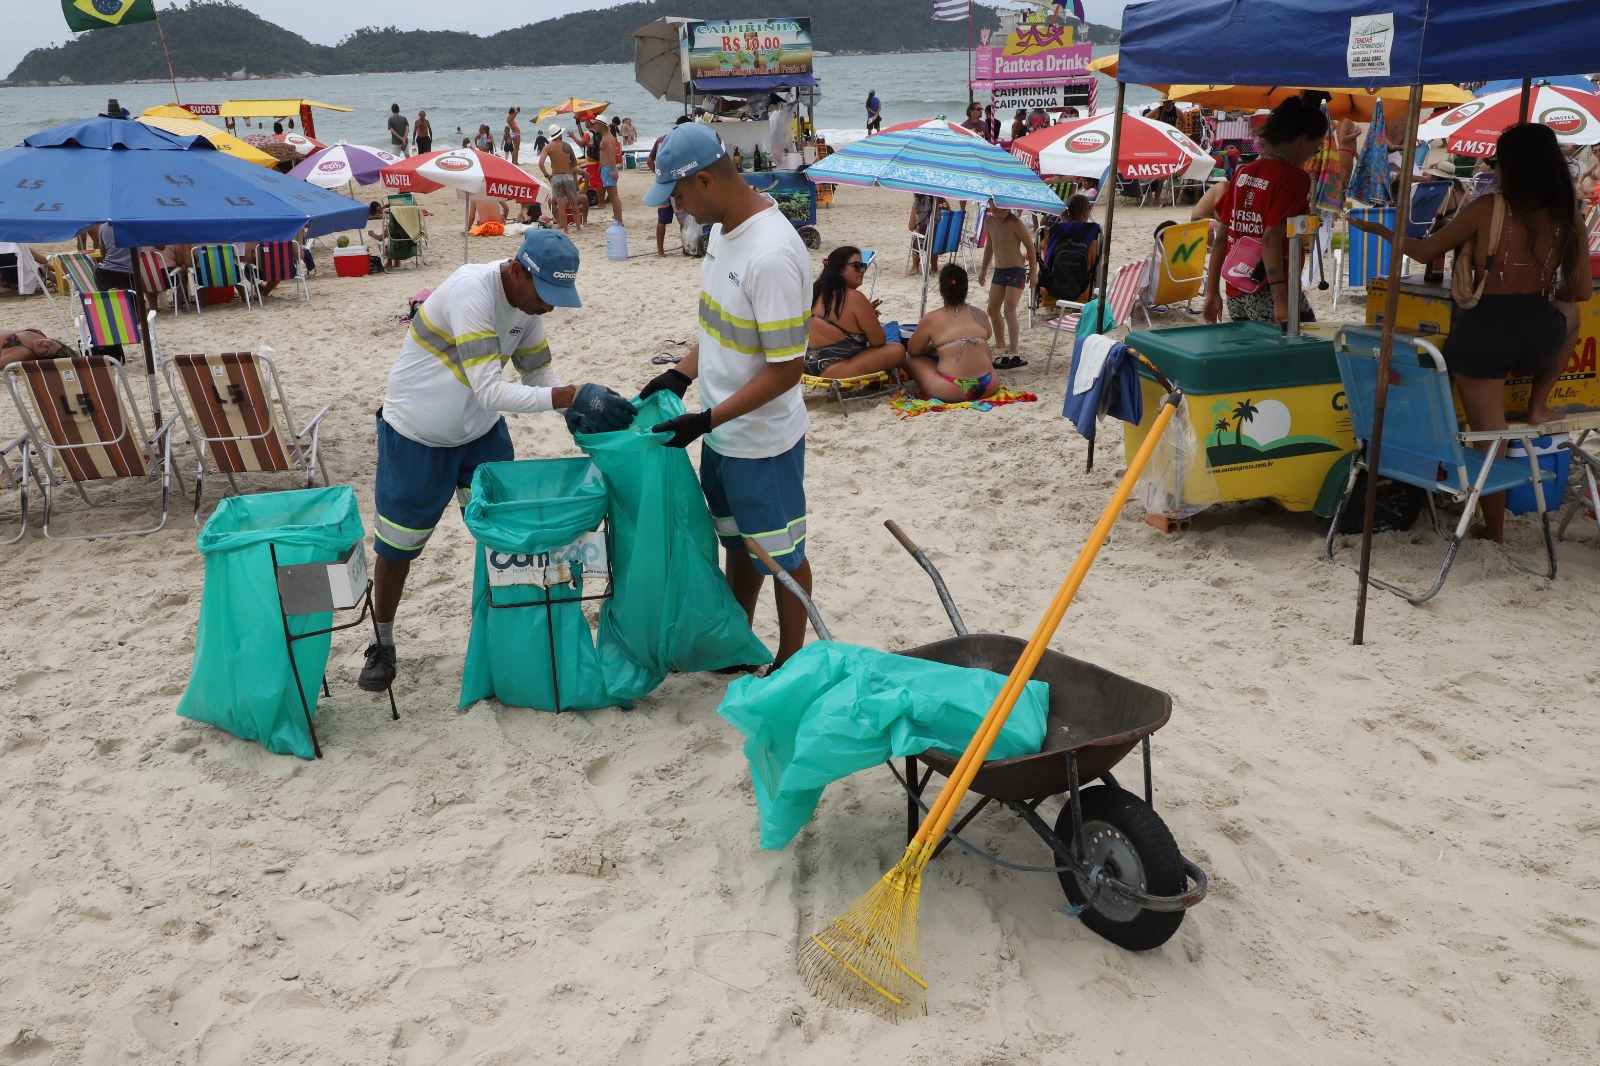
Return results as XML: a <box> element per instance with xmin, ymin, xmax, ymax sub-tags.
<box><xmin>1418</xmin><ymin>84</ymin><xmax>1600</xmax><ymax>156</ymax></box>
<box><xmin>1012</xmin><ymin>112</ymin><xmax>1213</xmax><ymax>182</ymax></box>
<box><xmin>803</xmin><ymin>126</ymin><xmax>1063</xmax><ymax>214</ymax></box>
<box><xmin>290</xmin><ymin>142</ymin><xmax>402</xmax><ymax>188</ymax></box>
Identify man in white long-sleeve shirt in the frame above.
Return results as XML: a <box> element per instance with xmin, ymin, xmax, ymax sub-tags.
<box><xmin>361</xmin><ymin>229</ymin><xmax>632</xmax><ymax>692</ymax></box>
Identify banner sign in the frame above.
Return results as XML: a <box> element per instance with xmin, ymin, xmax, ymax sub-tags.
<box><xmin>183</xmin><ymin>103</ymin><xmax>222</xmax><ymax>117</ymax></box>
<box><xmin>974</xmin><ymin>41</ymin><xmax>1094</xmax><ymax>89</ymax></box>
<box><xmin>986</xmin><ymin>84</ymin><xmax>1094</xmax><ymax>112</ymax></box>
<box><xmin>686</xmin><ymin>18</ymin><xmax>813</xmax><ymax>81</ymax></box>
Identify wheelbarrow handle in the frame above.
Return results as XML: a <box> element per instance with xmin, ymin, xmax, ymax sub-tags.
<box><xmin>743</xmin><ymin>536</ymin><xmax>832</xmax><ymax>642</ymax></box>
<box><xmin>883</xmin><ymin>520</ymin><xmax>968</xmax><ymax>637</ymax></box>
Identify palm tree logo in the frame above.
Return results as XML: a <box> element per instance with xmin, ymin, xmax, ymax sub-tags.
<box><xmin>1212</xmin><ymin>417</ymin><xmax>1231</xmax><ymax>444</ymax></box>
<box><xmin>1230</xmin><ymin>398</ymin><xmax>1260</xmax><ymax>445</ymax></box>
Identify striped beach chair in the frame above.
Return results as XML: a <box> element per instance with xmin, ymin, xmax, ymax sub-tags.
<box><xmin>50</xmin><ymin>251</ymin><xmax>101</xmax><ymax>298</ymax></box>
<box><xmin>164</xmin><ymin>351</ymin><xmax>332</xmax><ymax>518</ymax></box>
<box><xmin>186</xmin><ymin>244</ymin><xmax>255</xmax><ymax>313</ymax></box>
<box><xmin>136</xmin><ymin>249</ymin><xmax>186</xmax><ymax>315</ymax></box>
<box><xmin>76</xmin><ymin>289</ymin><xmax>155</xmax><ymax>356</ymax></box>
<box><xmin>1041</xmin><ymin>257</ymin><xmax>1150</xmax><ymax>373</ymax></box>
<box><xmin>3</xmin><ymin>353</ymin><xmax>177</xmax><ymax>539</ymax></box>
<box><xmin>250</xmin><ymin>241</ymin><xmax>310</xmax><ymax>304</ymax></box>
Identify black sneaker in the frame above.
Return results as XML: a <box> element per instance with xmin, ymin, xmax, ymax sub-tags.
<box><xmin>358</xmin><ymin>643</ymin><xmax>396</xmax><ymax>692</ymax></box>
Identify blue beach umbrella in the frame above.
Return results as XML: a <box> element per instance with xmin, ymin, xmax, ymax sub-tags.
<box><xmin>805</xmin><ymin>126</ymin><xmax>1065</xmax><ymax>215</ymax></box>
<box><xmin>0</xmin><ymin>117</ymin><xmax>369</xmax><ymax>245</ymax></box>
<box><xmin>1348</xmin><ymin>100</ymin><xmax>1392</xmax><ymax>206</ymax></box>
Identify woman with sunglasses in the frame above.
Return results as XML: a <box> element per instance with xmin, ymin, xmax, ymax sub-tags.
<box><xmin>804</xmin><ymin>246</ymin><xmax>906</xmax><ymax>379</ymax></box>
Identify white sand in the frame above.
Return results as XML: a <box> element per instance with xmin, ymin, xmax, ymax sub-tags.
<box><xmin>1</xmin><ymin>170</ymin><xmax>1597</xmax><ymax>1065</ymax></box>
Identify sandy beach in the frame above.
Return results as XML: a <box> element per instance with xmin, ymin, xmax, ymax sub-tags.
<box><xmin>1</xmin><ymin>168</ymin><xmax>1597</xmax><ymax>1065</ymax></box>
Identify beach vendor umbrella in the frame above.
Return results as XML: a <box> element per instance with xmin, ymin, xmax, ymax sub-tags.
<box><xmin>1088</xmin><ymin>52</ymin><xmax>1171</xmax><ymax>93</ymax></box>
<box><xmin>1418</xmin><ymin>84</ymin><xmax>1600</xmax><ymax>156</ymax></box>
<box><xmin>275</xmin><ymin>132</ymin><xmax>326</xmax><ymax>156</ymax></box>
<box><xmin>633</xmin><ymin>17</ymin><xmax>692</xmax><ymax>102</ymax></box>
<box><xmin>535</xmin><ymin>98</ymin><xmax>611</xmax><ymax>124</ymax></box>
<box><xmin>880</xmin><ymin>119</ymin><xmax>980</xmax><ymax>136</ymax></box>
<box><xmin>1012</xmin><ymin>112</ymin><xmax>1213</xmax><ymax>182</ymax></box>
<box><xmin>1165</xmin><ymin>83</ymin><xmax>1473</xmax><ymax>122</ymax></box>
<box><xmin>380</xmin><ymin>148</ymin><xmax>543</xmax><ymax>262</ymax></box>
<box><xmin>290</xmin><ymin>142</ymin><xmax>401</xmax><ymax>189</ymax></box>
<box><xmin>1475</xmin><ymin>75</ymin><xmax>1598</xmax><ymax>97</ymax></box>
<box><xmin>136</xmin><ymin>105</ymin><xmax>278</xmax><ymax>168</ymax></box>
<box><xmin>1348</xmin><ymin>100</ymin><xmax>1392</xmax><ymax>205</ymax></box>
<box><xmin>804</xmin><ymin>126</ymin><xmax>1063</xmax><ymax>214</ymax></box>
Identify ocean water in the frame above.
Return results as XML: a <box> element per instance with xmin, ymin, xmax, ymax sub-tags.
<box><xmin>0</xmin><ymin>48</ymin><xmax>1157</xmax><ymax>151</ymax></box>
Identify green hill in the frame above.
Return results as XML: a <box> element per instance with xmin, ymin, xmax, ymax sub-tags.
<box><xmin>6</xmin><ymin>0</ymin><xmax>1119</xmax><ymax>85</ymax></box>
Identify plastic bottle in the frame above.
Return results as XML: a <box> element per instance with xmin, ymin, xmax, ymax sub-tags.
<box><xmin>605</xmin><ymin>222</ymin><xmax>628</xmax><ymax>261</ymax></box>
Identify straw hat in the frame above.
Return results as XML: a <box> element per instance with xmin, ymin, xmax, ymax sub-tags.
<box><xmin>1421</xmin><ymin>159</ymin><xmax>1458</xmax><ymax>180</ymax></box>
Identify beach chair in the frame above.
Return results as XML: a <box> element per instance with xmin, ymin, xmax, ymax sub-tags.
<box><xmin>0</xmin><ymin>430</ymin><xmax>28</xmax><ymax>544</ymax></box>
<box><xmin>1134</xmin><ymin>219</ymin><xmax>1215</xmax><ymax>326</ymax></box>
<box><xmin>164</xmin><ymin>351</ymin><xmax>332</xmax><ymax>519</ymax></box>
<box><xmin>1040</xmin><ymin>257</ymin><xmax>1149</xmax><ymax>372</ymax></box>
<box><xmin>249</xmin><ymin>241</ymin><xmax>311</xmax><ymax>304</ymax></box>
<box><xmin>75</xmin><ymin>289</ymin><xmax>158</xmax><ymax>360</ymax></box>
<box><xmin>1323</xmin><ymin>325</ymin><xmax>1557</xmax><ymax>603</ymax></box>
<box><xmin>186</xmin><ymin>244</ymin><xmax>255</xmax><ymax>313</ymax></box>
<box><xmin>959</xmin><ymin>204</ymin><xmax>988</xmax><ymax>271</ymax></box>
<box><xmin>385</xmin><ymin>205</ymin><xmax>428</xmax><ymax>268</ymax></box>
<box><xmin>135</xmin><ymin>250</ymin><xmax>186</xmax><ymax>315</ymax></box>
<box><xmin>4</xmin><ymin>353</ymin><xmax>178</xmax><ymax>539</ymax></box>
<box><xmin>50</xmin><ymin>251</ymin><xmax>101</xmax><ymax>298</ymax></box>
<box><xmin>801</xmin><ymin>370</ymin><xmax>903</xmax><ymax>417</ymax></box>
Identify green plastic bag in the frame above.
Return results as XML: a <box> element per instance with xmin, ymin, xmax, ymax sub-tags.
<box><xmin>176</xmin><ymin>486</ymin><xmax>366</xmax><ymax>760</ymax></box>
<box><xmin>460</xmin><ymin>458</ymin><xmax>613</xmax><ymax>712</ymax></box>
<box><xmin>577</xmin><ymin>392</ymin><xmax>771</xmax><ymax>701</ymax></box>
<box><xmin>717</xmin><ymin>641</ymin><xmax>1050</xmax><ymax>849</ymax></box>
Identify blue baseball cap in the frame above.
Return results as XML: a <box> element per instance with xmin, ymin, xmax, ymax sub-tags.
<box><xmin>642</xmin><ymin>123</ymin><xmax>726</xmax><ymax>207</ymax></box>
<box><xmin>515</xmin><ymin>229</ymin><xmax>581</xmax><ymax>308</ymax></box>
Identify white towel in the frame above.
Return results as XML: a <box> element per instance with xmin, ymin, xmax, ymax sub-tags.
<box><xmin>1073</xmin><ymin>334</ymin><xmax>1118</xmax><ymax>396</ymax></box>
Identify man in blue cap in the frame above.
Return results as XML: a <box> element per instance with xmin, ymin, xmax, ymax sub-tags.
<box><xmin>360</xmin><ymin>229</ymin><xmax>633</xmax><ymax>692</ymax></box>
<box><xmin>637</xmin><ymin>123</ymin><xmax>815</xmax><ymax>670</ymax></box>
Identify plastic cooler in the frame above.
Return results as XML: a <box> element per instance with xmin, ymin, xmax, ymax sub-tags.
<box><xmin>1123</xmin><ymin>322</ymin><xmax>1354</xmax><ymax>513</ymax></box>
<box><xmin>334</xmin><ymin>247</ymin><xmax>370</xmax><ymax>277</ymax></box>
<box><xmin>1504</xmin><ymin>435</ymin><xmax>1571</xmax><ymax>515</ymax></box>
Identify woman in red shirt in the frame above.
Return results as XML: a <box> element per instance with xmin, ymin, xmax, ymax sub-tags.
<box><xmin>1203</xmin><ymin>98</ymin><xmax>1330</xmax><ymax>326</ymax></box>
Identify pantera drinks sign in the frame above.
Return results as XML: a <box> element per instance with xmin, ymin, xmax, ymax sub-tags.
<box><xmin>974</xmin><ymin>23</ymin><xmax>1092</xmax><ymax>89</ymax></box>
<box><xmin>687</xmin><ymin>18</ymin><xmax>813</xmax><ymax>81</ymax></box>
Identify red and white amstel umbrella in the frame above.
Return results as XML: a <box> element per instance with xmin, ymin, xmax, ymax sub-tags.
<box><xmin>880</xmin><ymin>118</ymin><xmax>980</xmax><ymax>137</ymax></box>
<box><xmin>275</xmin><ymin>132</ymin><xmax>327</xmax><ymax>156</ymax></box>
<box><xmin>1417</xmin><ymin>84</ymin><xmax>1600</xmax><ymax>156</ymax></box>
<box><xmin>381</xmin><ymin>149</ymin><xmax>543</xmax><ymax>261</ymax></box>
<box><xmin>1012</xmin><ymin>111</ymin><xmax>1212</xmax><ymax>181</ymax></box>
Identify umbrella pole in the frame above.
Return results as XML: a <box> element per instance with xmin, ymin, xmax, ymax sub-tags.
<box><xmin>464</xmin><ymin>197</ymin><xmax>471</xmax><ymax>264</ymax></box>
<box><xmin>1095</xmin><ymin>82</ymin><xmax>1128</xmax><ymax>334</ymax></box>
<box><xmin>1352</xmin><ymin>85</ymin><xmax>1423</xmax><ymax>646</ymax></box>
<box><xmin>1519</xmin><ymin>77</ymin><xmax>1532</xmax><ymax>123</ymax></box>
<box><xmin>135</xmin><ymin>289</ymin><xmax>161</xmax><ymax>424</ymax></box>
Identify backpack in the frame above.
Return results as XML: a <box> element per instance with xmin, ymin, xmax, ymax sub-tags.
<box><xmin>1046</xmin><ymin>231</ymin><xmax>1092</xmax><ymax>301</ymax></box>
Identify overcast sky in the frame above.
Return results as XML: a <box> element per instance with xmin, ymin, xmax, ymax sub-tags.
<box><xmin>3</xmin><ymin>0</ymin><xmax>1134</xmax><ymax>81</ymax></box>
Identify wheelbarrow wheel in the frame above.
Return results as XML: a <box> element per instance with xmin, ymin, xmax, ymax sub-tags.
<box><xmin>799</xmin><ymin>226</ymin><xmax>821</xmax><ymax>250</ymax></box>
<box><xmin>1056</xmin><ymin>786</ymin><xmax>1186</xmax><ymax>951</ymax></box>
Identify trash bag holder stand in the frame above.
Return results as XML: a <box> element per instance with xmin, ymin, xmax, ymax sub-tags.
<box><xmin>269</xmin><ymin>541</ymin><xmax>399</xmax><ymax>759</ymax></box>
<box><xmin>482</xmin><ymin>517</ymin><xmax>614</xmax><ymax>713</ymax></box>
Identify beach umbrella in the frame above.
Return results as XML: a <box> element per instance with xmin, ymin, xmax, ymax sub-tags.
<box><xmin>136</xmin><ymin>106</ymin><xmax>278</xmax><ymax>168</ymax></box>
<box><xmin>1087</xmin><ymin>52</ymin><xmax>1171</xmax><ymax>93</ymax></box>
<box><xmin>1165</xmin><ymin>83</ymin><xmax>1473</xmax><ymax>121</ymax></box>
<box><xmin>275</xmin><ymin>132</ymin><xmax>326</xmax><ymax>156</ymax></box>
<box><xmin>1418</xmin><ymin>84</ymin><xmax>1600</xmax><ymax>155</ymax></box>
<box><xmin>290</xmin><ymin>142</ymin><xmax>401</xmax><ymax>189</ymax></box>
<box><xmin>1346</xmin><ymin>100</ymin><xmax>1392</xmax><ymax>205</ymax></box>
<box><xmin>1475</xmin><ymin>75</ymin><xmax>1597</xmax><ymax>96</ymax></box>
<box><xmin>535</xmin><ymin>98</ymin><xmax>611</xmax><ymax>123</ymax></box>
<box><xmin>633</xmin><ymin>17</ymin><xmax>692</xmax><ymax>102</ymax></box>
<box><xmin>1011</xmin><ymin>112</ymin><xmax>1212</xmax><ymax>182</ymax></box>
<box><xmin>804</xmin><ymin>126</ymin><xmax>1064</xmax><ymax>214</ymax></box>
<box><xmin>380</xmin><ymin>148</ymin><xmax>543</xmax><ymax>262</ymax></box>
<box><xmin>880</xmin><ymin>119</ymin><xmax>979</xmax><ymax>137</ymax></box>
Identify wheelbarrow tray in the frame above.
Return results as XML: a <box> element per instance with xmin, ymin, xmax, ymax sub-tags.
<box><xmin>898</xmin><ymin>633</ymin><xmax>1171</xmax><ymax>801</ymax></box>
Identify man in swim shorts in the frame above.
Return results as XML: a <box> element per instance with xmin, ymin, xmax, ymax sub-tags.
<box><xmin>977</xmin><ymin>203</ymin><xmax>1038</xmax><ymax>367</ymax></box>
<box><xmin>589</xmin><ymin>117</ymin><xmax>624</xmax><ymax>226</ymax></box>
<box><xmin>539</xmin><ymin>128</ymin><xmax>585</xmax><ymax>232</ymax></box>
<box><xmin>649</xmin><ymin>116</ymin><xmax>696</xmax><ymax>256</ymax></box>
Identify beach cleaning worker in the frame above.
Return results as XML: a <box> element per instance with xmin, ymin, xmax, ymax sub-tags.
<box><xmin>636</xmin><ymin>123</ymin><xmax>814</xmax><ymax>670</ymax></box>
<box><xmin>359</xmin><ymin>230</ymin><xmax>634</xmax><ymax>692</ymax></box>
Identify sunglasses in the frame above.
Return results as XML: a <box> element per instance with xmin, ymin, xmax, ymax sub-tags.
<box><xmin>845</xmin><ymin>261</ymin><xmax>867</xmax><ymax>271</ymax></box>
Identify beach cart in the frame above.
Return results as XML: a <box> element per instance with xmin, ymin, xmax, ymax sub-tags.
<box><xmin>752</xmin><ymin>522</ymin><xmax>1208</xmax><ymax>951</ymax></box>
<box><xmin>741</xmin><ymin>170</ymin><xmax>820</xmax><ymax>248</ymax></box>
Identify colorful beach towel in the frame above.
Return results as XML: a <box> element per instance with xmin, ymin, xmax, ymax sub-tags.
<box><xmin>889</xmin><ymin>386</ymin><xmax>1037</xmax><ymax>418</ymax></box>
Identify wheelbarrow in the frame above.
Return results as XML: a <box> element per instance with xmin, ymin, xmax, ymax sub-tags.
<box><xmin>748</xmin><ymin>521</ymin><xmax>1208</xmax><ymax>952</ymax></box>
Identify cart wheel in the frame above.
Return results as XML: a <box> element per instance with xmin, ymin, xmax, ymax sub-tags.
<box><xmin>1336</xmin><ymin>472</ymin><xmax>1425</xmax><ymax>535</ymax></box>
<box><xmin>587</xmin><ymin>189</ymin><xmax>599</xmax><ymax>207</ymax></box>
<box><xmin>1056</xmin><ymin>786</ymin><xmax>1187</xmax><ymax>951</ymax></box>
<box><xmin>799</xmin><ymin>226</ymin><xmax>822</xmax><ymax>250</ymax></box>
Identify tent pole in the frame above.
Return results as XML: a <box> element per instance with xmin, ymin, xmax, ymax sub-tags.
<box><xmin>1352</xmin><ymin>84</ymin><xmax>1423</xmax><ymax>646</ymax></box>
<box><xmin>1095</xmin><ymin>82</ymin><xmax>1127</xmax><ymax>335</ymax></box>
<box><xmin>1518</xmin><ymin>77</ymin><xmax>1532</xmax><ymax>123</ymax></box>
<box><xmin>463</xmin><ymin>196</ymin><xmax>471</xmax><ymax>264</ymax></box>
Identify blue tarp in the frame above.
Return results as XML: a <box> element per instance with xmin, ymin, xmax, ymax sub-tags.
<box><xmin>695</xmin><ymin>73</ymin><xmax>816</xmax><ymax>93</ymax></box>
<box><xmin>1119</xmin><ymin>0</ymin><xmax>1600</xmax><ymax>89</ymax></box>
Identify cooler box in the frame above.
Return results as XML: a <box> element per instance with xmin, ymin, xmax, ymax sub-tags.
<box><xmin>333</xmin><ymin>247</ymin><xmax>370</xmax><ymax>277</ymax></box>
<box><xmin>1123</xmin><ymin>322</ymin><xmax>1355</xmax><ymax>513</ymax></box>
<box><xmin>1503</xmin><ymin>435</ymin><xmax>1571</xmax><ymax>515</ymax></box>
<box><xmin>1366</xmin><ymin>273</ymin><xmax>1453</xmax><ymax>338</ymax></box>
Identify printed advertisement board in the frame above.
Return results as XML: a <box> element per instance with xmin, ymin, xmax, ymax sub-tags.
<box><xmin>686</xmin><ymin>18</ymin><xmax>813</xmax><ymax>81</ymax></box>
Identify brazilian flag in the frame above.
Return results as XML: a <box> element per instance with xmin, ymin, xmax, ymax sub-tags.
<box><xmin>62</xmin><ymin>0</ymin><xmax>158</xmax><ymax>32</ymax></box>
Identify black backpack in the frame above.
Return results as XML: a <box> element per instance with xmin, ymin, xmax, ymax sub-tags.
<box><xmin>1046</xmin><ymin>232</ymin><xmax>1092</xmax><ymax>301</ymax></box>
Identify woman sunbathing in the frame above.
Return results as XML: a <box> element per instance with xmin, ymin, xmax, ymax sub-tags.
<box><xmin>805</xmin><ymin>246</ymin><xmax>905</xmax><ymax>379</ymax></box>
<box><xmin>0</xmin><ymin>328</ymin><xmax>69</xmax><ymax>369</ymax></box>
<box><xmin>905</xmin><ymin>265</ymin><xmax>999</xmax><ymax>402</ymax></box>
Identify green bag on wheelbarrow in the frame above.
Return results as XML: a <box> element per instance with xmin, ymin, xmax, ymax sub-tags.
<box><xmin>176</xmin><ymin>486</ymin><xmax>366</xmax><ymax>760</ymax></box>
<box><xmin>459</xmin><ymin>457</ymin><xmax>613</xmax><ymax>712</ymax></box>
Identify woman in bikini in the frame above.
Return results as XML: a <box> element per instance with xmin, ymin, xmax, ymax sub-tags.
<box><xmin>805</xmin><ymin>246</ymin><xmax>906</xmax><ymax>380</ymax></box>
<box><xmin>0</xmin><ymin>328</ymin><xmax>69</xmax><ymax>369</ymax></box>
<box><xmin>905</xmin><ymin>264</ymin><xmax>999</xmax><ymax>403</ymax></box>
<box><xmin>1349</xmin><ymin>122</ymin><xmax>1593</xmax><ymax>543</ymax></box>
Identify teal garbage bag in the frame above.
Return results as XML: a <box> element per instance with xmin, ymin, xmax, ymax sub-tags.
<box><xmin>717</xmin><ymin>641</ymin><xmax>1050</xmax><ymax>849</ymax></box>
<box><xmin>176</xmin><ymin>486</ymin><xmax>366</xmax><ymax>760</ymax></box>
<box><xmin>576</xmin><ymin>392</ymin><xmax>771</xmax><ymax>701</ymax></box>
<box><xmin>459</xmin><ymin>458</ymin><xmax>613</xmax><ymax>712</ymax></box>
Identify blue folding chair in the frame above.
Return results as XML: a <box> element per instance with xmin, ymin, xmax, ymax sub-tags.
<box><xmin>1323</xmin><ymin>325</ymin><xmax>1558</xmax><ymax>602</ymax></box>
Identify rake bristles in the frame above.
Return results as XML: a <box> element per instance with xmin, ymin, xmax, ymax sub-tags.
<box><xmin>799</xmin><ymin>846</ymin><xmax>930</xmax><ymax>1022</ymax></box>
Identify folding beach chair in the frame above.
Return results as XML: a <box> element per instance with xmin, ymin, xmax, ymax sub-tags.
<box><xmin>1041</xmin><ymin>257</ymin><xmax>1150</xmax><ymax>372</ymax></box>
<box><xmin>135</xmin><ymin>250</ymin><xmax>186</xmax><ymax>315</ymax></box>
<box><xmin>801</xmin><ymin>370</ymin><xmax>903</xmax><ymax>417</ymax></box>
<box><xmin>915</xmin><ymin>206</ymin><xmax>967</xmax><ymax>315</ymax></box>
<box><xmin>50</xmin><ymin>251</ymin><xmax>101</xmax><ymax>299</ymax></box>
<box><xmin>249</xmin><ymin>241</ymin><xmax>311</xmax><ymax>304</ymax></box>
<box><xmin>1134</xmin><ymin>220</ymin><xmax>1216</xmax><ymax>326</ymax></box>
<box><xmin>385</xmin><ymin>205</ymin><xmax>428</xmax><ymax>268</ymax></box>
<box><xmin>75</xmin><ymin>289</ymin><xmax>157</xmax><ymax>359</ymax></box>
<box><xmin>187</xmin><ymin>244</ymin><xmax>255</xmax><ymax>313</ymax></box>
<box><xmin>959</xmin><ymin>203</ymin><xmax>988</xmax><ymax>271</ymax></box>
<box><xmin>1323</xmin><ymin>325</ymin><xmax>1557</xmax><ymax>603</ymax></box>
<box><xmin>4</xmin><ymin>353</ymin><xmax>178</xmax><ymax>539</ymax></box>
<box><xmin>164</xmin><ymin>351</ymin><xmax>332</xmax><ymax>519</ymax></box>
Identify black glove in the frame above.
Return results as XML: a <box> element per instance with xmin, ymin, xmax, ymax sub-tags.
<box><xmin>651</xmin><ymin>409</ymin><xmax>713</xmax><ymax>448</ymax></box>
<box><xmin>639</xmin><ymin>368</ymin><xmax>692</xmax><ymax>401</ymax></box>
<box><xmin>564</xmin><ymin>383</ymin><xmax>636</xmax><ymax>435</ymax></box>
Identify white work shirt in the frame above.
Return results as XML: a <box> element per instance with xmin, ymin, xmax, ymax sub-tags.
<box><xmin>381</xmin><ymin>260</ymin><xmax>562</xmax><ymax>448</ymax></box>
<box><xmin>697</xmin><ymin>199</ymin><xmax>810</xmax><ymax>458</ymax></box>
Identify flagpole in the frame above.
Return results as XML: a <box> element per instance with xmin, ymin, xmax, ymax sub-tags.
<box><xmin>966</xmin><ymin>1</ymin><xmax>973</xmax><ymax>106</ymax></box>
<box><xmin>153</xmin><ymin>6</ymin><xmax>181</xmax><ymax>105</ymax></box>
